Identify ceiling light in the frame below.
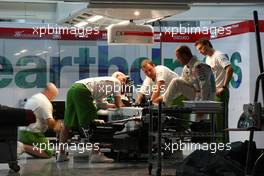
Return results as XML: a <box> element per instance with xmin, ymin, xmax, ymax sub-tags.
<box><xmin>74</xmin><ymin>21</ymin><xmax>88</xmax><ymax>28</ymax></box>
<box><xmin>134</xmin><ymin>11</ymin><xmax>140</xmax><ymax>16</ymax></box>
<box><xmin>87</xmin><ymin>15</ymin><xmax>103</xmax><ymax>22</ymax></box>
<box><xmin>117</xmin><ymin>20</ymin><xmax>129</xmax><ymax>25</ymax></box>
<box><xmin>146</xmin><ymin>17</ymin><xmax>163</xmax><ymax>24</ymax></box>
<box><xmin>20</xmin><ymin>49</ymin><xmax>27</xmax><ymax>53</ymax></box>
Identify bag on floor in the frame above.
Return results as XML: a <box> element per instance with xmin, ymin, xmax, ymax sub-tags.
<box><xmin>175</xmin><ymin>141</ymin><xmax>258</xmax><ymax>176</ymax></box>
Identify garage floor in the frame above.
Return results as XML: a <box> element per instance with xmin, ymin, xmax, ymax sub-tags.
<box><xmin>0</xmin><ymin>154</ymin><xmax>180</xmax><ymax>176</ymax></box>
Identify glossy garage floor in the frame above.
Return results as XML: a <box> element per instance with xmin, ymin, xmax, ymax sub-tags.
<box><xmin>0</xmin><ymin>155</ymin><xmax>178</xmax><ymax>176</ymax></box>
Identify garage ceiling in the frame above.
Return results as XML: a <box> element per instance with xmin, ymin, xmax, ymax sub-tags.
<box><xmin>0</xmin><ymin>0</ymin><xmax>263</xmax><ymax>27</ymax></box>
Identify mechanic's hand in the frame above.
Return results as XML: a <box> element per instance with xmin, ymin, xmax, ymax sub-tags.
<box><xmin>53</xmin><ymin>120</ymin><xmax>63</xmax><ymax>132</ymax></box>
<box><xmin>134</xmin><ymin>99</ymin><xmax>141</xmax><ymax>106</ymax></box>
<box><xmin>94</xmin><ymin>119</ymin><xmax>105</xmax><ymax>124</ymax></box>
<box><xmin>216</xmin><ymin>87</ymin><xmax>225</xmax><ymax>97</ymax></box>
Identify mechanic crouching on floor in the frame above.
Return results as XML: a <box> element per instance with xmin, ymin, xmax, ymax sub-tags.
<box><xmin>18</xmin><ymin>83</ymin><xmax>63</xmax><ymax>158</ymax></box>
<box><xmin>57</xmin><ymin>72</ymin><xmax>127</xmax><ymax>162</ymax></box>
<box><xmin>154</xmin><ymin>45</ymin><xmax>216</xmax><ymax>105</ymax></box>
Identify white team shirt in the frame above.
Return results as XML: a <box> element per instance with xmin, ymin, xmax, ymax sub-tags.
<box><xmin>25</xmin><ymin>93</ymin><xmax>53</xmax><ymax>133</ymax></box>
<box><xmin>140</xmin><ymin>65</ymin><xmax>179</xmax><ymax>96</ymax></box>
<box><xmin>206</xmin><ymin>51</ymin><xmax>231</xmax><ymax>88</ymax></box>
<box><xmin>76</xmin><ymin>76</ymin><xmax>121</xmax><ymax>100</ymax></box>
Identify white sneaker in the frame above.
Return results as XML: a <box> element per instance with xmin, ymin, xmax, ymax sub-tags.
<box><xmin>90</xmin><ymin>152</ymin><xmax>114</xmax><ymax>163</ymax></box>
<box><xmin>17</xmin><ymin>141</ymin><xmax>25</xmax><ymax>157</ymax></box>
<box><xmin>17</xmin><ymin>142</ymin><xmax>25</xmax><ymax>160</ymax></box>
<box><xmin>56</xmin><ymin>152</ymin><xmax>69</xmax><ymax>162</ymax></box>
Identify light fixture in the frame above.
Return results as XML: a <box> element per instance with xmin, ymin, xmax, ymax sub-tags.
<box><xmin>117</xmin><ymin>20</ymin><xmax>129</xmax><ymax>25</ymax></box>
<box><xmin>146</xmin><ymin>17</ymin><xmax>164</xmax><ymax>24</ymax></box>
<box><xmin>36</xmin><ymin>53</ymin><xmax>42</xmax><ymax>56</ymax></box>
<box><xmin>87</xmin><ymin>15</ymin><xmax>103</xmax><ymax>22</ymax></box>
<box><xmin>134</xmin><ymin>11</ymin><xmax>140</xmax><ymax>16</ymax></box>
<box><xmin>20</xmin><ymin>49</ymin><xmax>27</xmax><ymax>53</ymax></box>
<box><xmin>74</xmin><ymin>21</ymin><xmax>88</xmax><ymax>28</ymax></box>
<box><xmin>108</xmin><ymin>20</ymin><xmax>154</xmax><ymax>45</ymax></box>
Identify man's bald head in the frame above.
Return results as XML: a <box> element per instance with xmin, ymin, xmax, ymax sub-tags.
<box><xmin>112</xmin><ymin>71</ymin><xmax>127</xmax><ymax>85</ymax></box>
<box><xmin>43</xmin><ymin>83</ymin><xmax>58</xmax><ymax>101</ymax></box>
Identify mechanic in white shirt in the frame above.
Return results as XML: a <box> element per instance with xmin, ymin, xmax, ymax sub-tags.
<box><xmin>136</xmin><ymin>59</ymin><xmax>179</xmax><ymax>105</ymax></box>
<box><xmin>18</xmin><ymin>83</ymin><xmax>62</xmax><ymax>158</ymax></box>
<box><xmin>195</xmin><ymin>38</ymin><xmax>233</xmax><ymax>138</ymax></box>
<box><xmin>57</xmin><ymin>72</ymin><xmax>127</xmax><ymax>162</ymax></box>
<box><xmin>154</xmin><ymin>45</ymin><xmax>216</xmax><ymax>106</ymax></box>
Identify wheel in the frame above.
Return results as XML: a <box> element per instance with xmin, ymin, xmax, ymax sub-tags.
<box><xmin>9</xmin><ymin>162</ymin><xmax>20</xmax><ymax>172</ymax></box>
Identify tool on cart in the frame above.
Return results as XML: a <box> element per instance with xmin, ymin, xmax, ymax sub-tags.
<box><xmin>239</xmin><ymin>10</ymin><xmax>264</xmax><ymax>176</ymax></box>
<box><xmin>233</xmin><ymin>72</ymin><xmax>264</xmax><ymax>176</ymax></box>
<box><xmin>237</xmin><ymin>103</ymin><xmax>261</xmax><ymax>130</ymax></box>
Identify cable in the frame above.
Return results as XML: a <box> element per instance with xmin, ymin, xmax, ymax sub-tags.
<box><xmin>158</xmin><ymin>20</ymin><xmax>163</xmax><ymax>65</ymax></box>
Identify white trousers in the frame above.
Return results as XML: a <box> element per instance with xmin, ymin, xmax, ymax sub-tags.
<box><xmin>163</xmin><ymin>78</ymin><xmax>196</xmax><ymax>106</ymax></box>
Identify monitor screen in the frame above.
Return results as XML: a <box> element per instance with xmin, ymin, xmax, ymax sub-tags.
<box><xmin>51</xmin><ymin>101</ymin><xmax>65</xmax><ymax>120</ymax></box>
